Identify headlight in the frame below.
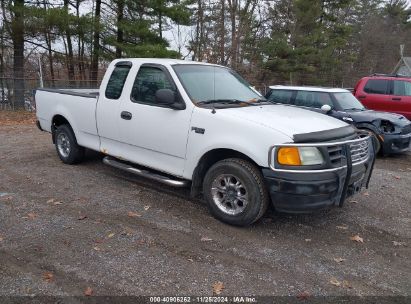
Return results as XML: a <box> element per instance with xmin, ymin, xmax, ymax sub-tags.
<box><xmin>277</xmin><ymin>147</ymin><xmax>324</xmax><ymax>166</ymax></box>
<box><xmin>379</xmin><ymin>120</ymin><xmax>395</xmax><ymax>133</ymax></box>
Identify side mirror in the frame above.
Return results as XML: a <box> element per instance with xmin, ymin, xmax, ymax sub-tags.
<box><xmin>155</xmin><ymin>89</ymin><xmax>186</xmax><ymax>110</ymax></box>
<box><xmin>155</xmin><ymin>89</ymin><xmax>175</xmax><ymax>105</ymax></box>
<box><xmin>321</xmin><ymin>104</ymin><xmax>332</xmax><ymax>114</ymax></box>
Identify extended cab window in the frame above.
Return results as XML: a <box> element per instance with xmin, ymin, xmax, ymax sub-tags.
<box><xmin>267</xmin><ymin>90</ymin><xmax>293</xmax><ymax>104</ymax></box>
<box><xmin>131</xmin><ymin>66</ymin><xmax>175</xmax><ymax>105</ymax></box>
<box><xmin>393</xmin><ymin>80</ymin><xmax>411</xmax><ymax>96</ymax></box>
<box><xmin>105</xmin><ymin>65</ymin><xmax>131</xmax><ymax>99</ymax></box>
<box><xmin>364</xmin><ymin>79</ymin><xmax>389</xmax><ymax>94</ymax></box>
<box><xmin>294</xmin><ymin>91</ymin><xmax>332</xmax><ymax>108</ymax></box>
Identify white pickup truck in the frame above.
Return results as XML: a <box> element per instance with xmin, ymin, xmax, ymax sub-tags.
<box><xmin>36</xmin><ymin>58</ymin><xmax>375</xmax><ymax>226</ymax></box>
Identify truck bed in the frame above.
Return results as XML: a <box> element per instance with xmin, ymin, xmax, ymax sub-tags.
<box><xmin>35</xmin><ymin>88</ymin><xmax>101</xmax><ymax>152</ymax></box>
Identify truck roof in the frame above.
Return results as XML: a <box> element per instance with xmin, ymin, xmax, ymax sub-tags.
<box><xmin>268</xmin><ymin>85</ymin><xmax>349</xmax><ymax>93</ymax></box>
<box><xmin>113</xmin><ymin>58</ymin><xmax>224</xmax><ymax>67</ymax></box>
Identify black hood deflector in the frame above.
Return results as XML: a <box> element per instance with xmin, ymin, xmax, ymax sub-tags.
<box><xmin>293</xmin><ymin>125</ymin><xmax>356</xmax><ymax>143</ymax></box>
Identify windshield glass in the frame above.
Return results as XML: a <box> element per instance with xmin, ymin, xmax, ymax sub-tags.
<box><xmin>172</xmin><ymin>64</ymin><xmax>262</xmax><ymax>104</ymax></box>
<box><xmin>333</xmin><ymin>92</ymin><xmax>365</xmax><ymax>110</ymax></box>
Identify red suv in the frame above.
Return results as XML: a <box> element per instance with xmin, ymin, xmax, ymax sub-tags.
<box><xmin>354</xmin><ymin>75</ymin><xmax>411</xmax><ymax>119</ymax></box>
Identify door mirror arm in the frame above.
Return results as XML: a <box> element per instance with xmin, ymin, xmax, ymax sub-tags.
<box><xmin>169</xmin><ymin>101</ymin><xmax>186</xmax><ymax>110</ymax></box>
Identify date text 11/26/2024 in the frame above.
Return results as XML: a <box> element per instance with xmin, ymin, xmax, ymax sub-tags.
<box><xmin>149</xmin><ymin>296</ymin><xmax>257</xmax><ymax>303</ymax></box>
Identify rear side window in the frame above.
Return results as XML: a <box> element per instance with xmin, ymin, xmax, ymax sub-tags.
<box><xmin>294</xmin><ymin>91</ymin><xmax>332</xmax><ymax>108</ymax></box>
<box><xmin>105</xmin><ymin>65</ymin><xmax>131</xmax><ymax>99</ymax></box>
<box><xmin>364</xmin><ymin>79</ymin><xmax>389</xmax><ymax>94</ymax></box>
<box><xmin>131</xmin><ymin>66</ymin><xmax>175</xmax><ymax>105</ymax></box>
<box><xmin>266</xmin><ymin>90</ymin><xmax>293</xmax><ymax>104</ymax></box>
<box><xmin>393</xmin><ymin>80</ymin><xmax>411</xmax><ymax>96</ymax></box>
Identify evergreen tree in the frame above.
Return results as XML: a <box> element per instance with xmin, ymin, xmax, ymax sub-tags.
<box><xmin>104</xmin><ymin>0</ymin><xmax>192</xmax><ymax>59</ymax></box>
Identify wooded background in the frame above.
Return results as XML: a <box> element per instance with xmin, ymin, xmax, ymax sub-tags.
<box><xmin>0</xmin><ymin>0</ymin><xmax>410</xmax><ymax>109</ymax></box>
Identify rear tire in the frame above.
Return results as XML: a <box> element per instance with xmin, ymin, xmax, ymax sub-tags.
<box><xmin>54</xmin><ymin>124</ymin><xmax>85</xmax><ymax>164</ymax></box>
<box><xmin>203</xmin><ymin>158</ymin><xmax>269</xmax><ymax>226</ymax></box>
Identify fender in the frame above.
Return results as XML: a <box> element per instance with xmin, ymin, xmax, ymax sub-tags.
<box><xmin>184</xmin><ymin>141</ymin><xmax>270</xmax><ymax>181</ymax></box>
<box><xmin>51</xmin><ymin>111</ymin><xmax>79</xmax><ymax>143</ymax></box>
<box><xmin>355</xmin><ymin>122</ymin><xmax>381</xmax><ymax>135</ymax></box>
<box><xmin>189</xmin><ymin>146</ymin><xmax>261</xmax><ymax>198</ymax></box>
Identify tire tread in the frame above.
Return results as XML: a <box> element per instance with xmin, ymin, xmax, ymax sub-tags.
<box><xmin>55</xmin><ymin>124</ymin><xmax>85</xmax><ymax>164</ymax></box>
<box><xmin>203</xmin><ymin>158</ymin><xmax>269</xmax><ymax>226</ymax></box>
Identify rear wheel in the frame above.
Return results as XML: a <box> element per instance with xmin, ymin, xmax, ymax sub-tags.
<box><xmin>203</xmin><ymin>158</ymin><xmax>269</xmax><ymax>226</ymax></box>
<box><xmin>55</xmin><ymin>124</ymin><xmax>85</xmax><ymax>164</ymax></box>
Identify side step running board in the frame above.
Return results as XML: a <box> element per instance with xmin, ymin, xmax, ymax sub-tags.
<box><xmin>103</xmin><ymin>156</ymin><xmax>189</xmax><ymax>188</ymax></box>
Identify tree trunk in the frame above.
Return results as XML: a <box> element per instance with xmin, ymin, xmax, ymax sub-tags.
<box><xmin>197</xmin><ymin>0</ymin><xmax>204</xmax><ymax>61</ymax></box>
<box><xmin>116</xmin><ymin>0</ymin><xmax>124</xmax><ymax>58</ymax></box>
<box><xmin>75</xmin><ymin>0</ymin><xmax>84</xmax><ymax>82</ymax></box>
<box><xmin>228</xmin><ymin>0</ymin><xmax>237</xmax><ymax>68</ymax></box>
<box><xmin>219</xmin><ymin>0</ymin><xmax>225</xmax><ymax>65</ymax></box>
<box><xmin>80</xmin><ymin>38</ymin><xmax>86</xmax><ymax>81</ymax></box>
<box><xmin>45</xmin><ymin>32</ymin><xmax>55</xmax><ymax>87</ymax></box>
<box><xmin>193</xmin><ymin>0</ymin><xmax>200</xmax><ymax>61</ymax></box>
<box><xmin>11</xmin><ymin>0</ymin><xmax>25</xmax><ymax>109</ymax></box>
<box><xmin>158</xmin><ymin>11</ymin><xmax>163</xmax><ymax>39</ymax></box>
<box><xmin>0</xmin><ymin>0</ymin><xmax>5</xmax><ymax>102</ymax></box>
<box><xmin>42</xmin><ymin>0</ymin><xmax>54</xmax><ymax>87</ymax></box>
<box><xmin>90</xmin><ymin>0</ymin><xmax>101</xmax><ymax>84</ymax></box>
<box><xmin>64</xmin><ymin>0</ymin><xmax>75</xmax><ymax>87</ymax></box>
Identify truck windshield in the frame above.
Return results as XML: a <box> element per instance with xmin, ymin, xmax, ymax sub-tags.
<box><xmin>334</xmin><ymin>92</ymin><xmax>365</xmax><ymax>111</ymax></box>
<box><xmin>172</xmin><ymin>64</ymin><xmax>262</xmax><ymax>104</ymax></box>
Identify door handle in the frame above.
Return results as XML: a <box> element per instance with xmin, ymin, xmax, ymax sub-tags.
<box><xmin>358</xmin><ymin>95</ymin><xmax>366</xmax><ymax>99</ymax></box>
<box><xmin>121</xmin><ymin>111</ymin><xmax>132</xmax><ymax>120</ymax></box>
<box><xmin>392</xmin><ymin>97</ymin><xmax>401</xmax><ymax>101</ymax></box>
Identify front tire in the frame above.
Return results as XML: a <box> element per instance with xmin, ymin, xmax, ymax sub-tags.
<box><xmin>203</xmin><ymin>158</ymin><xmax>269</xmax><ymax>226</ymax></box>
<box><xmin>366</xmin><ymin>129</ymin><xmax>381</xmax><ymax>154</ymax></box>
<box><xmin>55</xmin><ymin>124</ymin><xmax>85</xmax><ymax>164</ymax></box>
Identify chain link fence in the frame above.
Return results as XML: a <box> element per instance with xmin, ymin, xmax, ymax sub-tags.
<box><xmin>0</xmin><ymin>55</ymin><xmax>109</xmax><ymax>111</ymax></box>
<box><xmin>0</xmin><ymin>77</ymin><xmax>102</xmax><ymax>111</ymax></box>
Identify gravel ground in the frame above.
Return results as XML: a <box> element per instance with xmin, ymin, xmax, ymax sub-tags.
<box><xmin>0</xmin><ymin>122</ymin><xmax>410</xmax><ymax>298</ymax></box>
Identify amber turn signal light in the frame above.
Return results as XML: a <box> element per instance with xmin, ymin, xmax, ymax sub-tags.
<box><xmin>277</xmin><ymin>147</ymin><xmax>302</xmax><ymax>166</ymax></box>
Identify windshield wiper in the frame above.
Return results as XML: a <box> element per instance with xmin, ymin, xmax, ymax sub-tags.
<box><xmin>249</xmin><ymin>98</ymin><xmax>268</xmax><ymax>104</ymax></box>
<box><xmin>197</xmin><ymin>99</ymin><xmax>249</xmax><ymax>105</ymax></box>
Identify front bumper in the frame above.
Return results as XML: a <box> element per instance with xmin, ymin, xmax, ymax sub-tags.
<box><xmin>381</xmin><ymin>133</ymin><xmax>411</xmax><ymax>154</ymax></box>
<box><xmin>263</xmin><ymin>134</ymin><xmax>375</xmax><ymax>213</ymax></box>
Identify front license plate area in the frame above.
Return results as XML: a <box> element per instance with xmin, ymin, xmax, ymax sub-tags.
<box><xmin>347</xmin><ymin>177</ymin><xmax>364</xmax><ymax>197</ymax></box>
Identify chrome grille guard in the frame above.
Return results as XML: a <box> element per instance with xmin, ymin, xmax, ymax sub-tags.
<box><xmin>269</xmin><ymin>131</ymin><xmax>374</xmax><ymax>173</ymax></box>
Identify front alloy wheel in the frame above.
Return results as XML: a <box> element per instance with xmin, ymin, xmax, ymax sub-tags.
<box><xmin>211</xmin><ymin>174</ymin><xmax>248</xmax><ymax>215</ymax></box>
<box><xmin>203</xmin><ymin>158</ymin><xmax>269</xmax><ymax>226</ymax></box>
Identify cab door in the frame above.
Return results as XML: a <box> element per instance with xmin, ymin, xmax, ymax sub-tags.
<box><xmin>96</xmin><ymin>61</ymin><xmax>132</xmax><ymax>158</ymax></box>
<box><xmin>116</xmin><ymin>63</ymin><xmax>193</xmax><ymax>177</ymax></box>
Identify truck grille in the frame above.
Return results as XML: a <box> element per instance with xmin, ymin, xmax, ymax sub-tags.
<box><xmin>349</xmin><ymin>139</ymin><xmax>369</xmax><ymax>164</ymax></box>
<box><xmin>326</xmin><ymin>136</ymin><xmax>370</xmax><ymax>167</ymax></box>
<box><xmin>327</xmin><ymin>145</ymin><xmax>344</xmax><ymax>167</ymax></box>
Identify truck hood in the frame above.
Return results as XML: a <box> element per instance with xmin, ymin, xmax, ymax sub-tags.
<box><xmin>220</xmin><ymin>104</ymin><xmax>348</xmax><ymax>139</ymax></box>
